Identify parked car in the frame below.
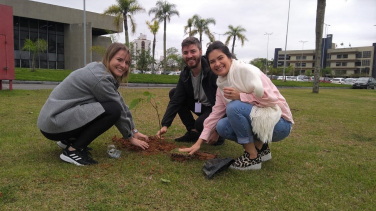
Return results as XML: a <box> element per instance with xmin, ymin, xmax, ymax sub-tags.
<box><xmin>331</xmin><ymin>78</ymin><xmax>345</xmax><ymax>84</ymax></box>
<box><xmin>352</xmin><ymin>77</ymin><xmax>376</xmax><ymax>89</ymax></box>
<box><xmin>290</xmin><ymin>76</ymin><xmax>298</xmax><ymax>81</ymax></box>
<box><xmin>303</xmin><ymin>76</ymin><xmax>315</xmax><ymax>82</ymax></box>
<box><xmin>285</xmin><ymin>76</ymin><xmax>293</xmax><ymax>81</ymax></box>
<box><xmin>168</xmin><ymin>71</ymin><xmax>181</xmax><ymax>76</ymax></box>
<box><xmin>132</xmin><ymin>69</ymin><xmax>141</xmax><ymax>74</ymax></box>
<box><xmin>277</xmin><ymin>76</ymin><xmax>284</xmax><ymax>80</ymax></box>
<box><xmin>319</xmin><ymin>77</ymin><xmax>332</xmax><ymax>83</ymax></box>
<box><xmin>145</xmin><ymin>71</ymin><xmax>152</xmax><ymax>74</ymax></box>
<box><xmin>296</xmin><ymin>75</ymin><xmax>305</xmax><ymax>82</ymax></box>
<box><xmin>343</xmin><ymin>78</ymin><xmax>357</xmax><ymax>85</ymax></box>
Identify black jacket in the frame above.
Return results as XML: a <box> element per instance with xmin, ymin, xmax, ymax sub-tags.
<box><xmin>161</xmin><ymin>56</ymin><xmax>218</xmax><ymax>128</ymax></box>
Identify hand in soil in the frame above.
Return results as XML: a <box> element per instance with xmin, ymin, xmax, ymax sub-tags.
<box><xmin>133</xmin><ymin>132</ymin><xmax>149</xmax><ymax>142</ymax></box>
<box><xmin>179</xmin><ymin>139</ymin><xmax>204</xmax><ymax>155</ymax></box>
<box><xmin>156</xmin><ymin>126</ymin><xmax>168</xmax><ymax>138</ymax></box>
<box><xmin>129</xmin><ymin>137</ymin><xmax>149</xmax><ymax>150</ymax></box>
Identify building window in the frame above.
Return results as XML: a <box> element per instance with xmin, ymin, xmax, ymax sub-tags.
<box><xmin>327</xmin><ymin>54</ymin><xmax>331</xmax><ymax>59</ymax></box>
<box><xmin>341</xmin><ymin>62</ymin><xmax>347</xmax><ymax>66</ymax></box>
<box><xmin>343</xmin><ymin>54</ymin><xmax>348</xmax><ymax>58</ymax></box>
<box><xmin>337</xmin><ymin>55</ymin><xmax>342</xmax><ymax>59</ymax></box>
<box><xmin>296</xmin><ymin>56</ymin><xmax>307</xmax><ymax>60</ymax></box>
<box><xmin>356</xmin><ymin>52</ymin><xmax>362</xmax><ymax>58</ymax></box>
<box><xmin>336</xmin><ymin>62</ymin><xmax>341</xmax><ymax>66</ymax></box>
<box><xmin>278</xmin><ymin>54</ymin><xmax>290</xmax><ymax>60</ymax></box>
<box><xmin>362</xmin><ymin>60</ymin><xmax>370</xmax><ymax>66</ymax></box>
<box><xmin>363</xmin><ymin>51</ymin><xmax>371</xmax><ymax>58</ymax></box>
<box><xmin>355</xmin><ymin>61</ymin><xmax>361</xmax><ymax>66</ymax></box>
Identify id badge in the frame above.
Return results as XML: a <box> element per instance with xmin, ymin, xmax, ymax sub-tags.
<box><xmin>195</xmin><ymin>102</ymin><xmax>202</xmax><ymax>113</ymax></box>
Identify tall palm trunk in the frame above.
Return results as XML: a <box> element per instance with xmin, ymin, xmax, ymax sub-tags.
<box><xmin>313</xmin><ymin>0</ymin><xmax>326</xmax><ymax>93</ymax></box>
<box><xmin>152</xmin><ymin>35</ymin><xmax>156</xmax><ymax>74</ymax></box>
<box><xmin>123</xmin><ymin>12</ymin><xmax>129</xmax><ymax>46</ymax></box>
<box><xmin>231</xmin><ymin>36</ymin><xmax>236</xmax><ymax>55</ymax></box>
<box><xmin>163</xmin><ymin>17</ymin><xmax>167</xmax><ymax>74</ymax></box>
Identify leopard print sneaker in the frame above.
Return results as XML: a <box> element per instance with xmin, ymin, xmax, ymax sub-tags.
<box><xmin>230</xmin><ymin>151</ymin><xmax>262</xmax><ymax>170</ymax></box>
<box><xmin>257</xmin><ymin>144</ymin><xmax>272</xmax><ymax>162</ymax></box>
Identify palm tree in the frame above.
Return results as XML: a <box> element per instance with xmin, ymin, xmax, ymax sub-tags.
<box><xmin>224</xmin><ymin>25</ymin><xmax>248</xmax><ymax>55</ymax></box>
<box><xmin>146</xmin><ymin>20</ymin><xmax>160</xmax><ymax>74</ymax></box>
<box><xmin>184</xmin><ymin>18</ymin><xmax>194</xmax><ymax>36</ymax></box>
<box><xmin>190</xmin><ymin>15</ymin><xmax>216</xmax><ymax>43</ymax></box>
<box><xmin>103</xmin><ymin>0</ymin><xmax>145</xmax><ymax>47</ymax></box>
<box><xmin>313</xmin><ymin>0</ymin><xmax>326</xmax><ymax>93</ymax></box>
<box><xmin>21</xmin><ymin>38</ymin><xmax>47</xmax><ymax>72</ymax></box>
<box><xmin>149</xmin><ymin>0</ymin><xmax>179</xmax><ymax>74</ymax></box>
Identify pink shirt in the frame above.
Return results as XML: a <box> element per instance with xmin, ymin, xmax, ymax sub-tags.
<box><xmin>200</xmin><ymin>73</ymin><xmax>294</xmax><ymax>142</ymax></box>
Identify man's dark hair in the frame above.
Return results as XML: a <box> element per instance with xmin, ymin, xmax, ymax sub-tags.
<box><xmin>181</xmin><ymin>37</ymin><xmax>202</xmax><ymax>50</ymax></box>
<box><xmin>205</xmin><ymin>41</ymin><xmax>233</xmax><ymax>59</ymax></box>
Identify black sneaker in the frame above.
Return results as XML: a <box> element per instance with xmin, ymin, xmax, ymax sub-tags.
<box><xmin>174</xmin><ymin>131</ymin><xmax>199</xmax><ymax>143</ymax></box>
<box><xmin>230</xmin><ymin>151</ymin><xmax>261</xmax><ymax>170</ymax></box>
<box><xmin>257</xmin><ymin>143</ymin><xmax>272</xmax><ymax>162</ymax></box>
<box><xmin>60</xmin><ymin>148</ymin><xmax>97</xmax><ymax>166</ymax></box>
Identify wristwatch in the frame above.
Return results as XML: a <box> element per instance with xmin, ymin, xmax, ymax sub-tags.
<box><xmin>132</xmin><ymin>128</ymin><xmax>139</xmax><ymax>133</ymax></box>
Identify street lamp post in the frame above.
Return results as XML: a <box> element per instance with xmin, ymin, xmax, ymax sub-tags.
<box><xmin>83</xmin><ymin>0</ymin><xmax>86</xmax><ymax>66</ymax></box>
<box><xmin>282</xmin><ymin>0</ymin><xmax>291</xmax><ymax>82</ymax></box>
<box><xmin>299</xmin><ymin>40</ymin><xmax>307</xmax><ymax>75</ymax></box>
<box><xmin>264</xmin><ymin>32</ymin><xmax>273</xmax><ymax>74</ymax></box>
<box><xmin>213</xmin><ymin>32</ymin><xmax>225</xmax><ymax>42</ymax></box>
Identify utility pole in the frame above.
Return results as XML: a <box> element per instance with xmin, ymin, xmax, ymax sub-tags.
<box><xmin>299</xmin><ymin>40</ymin><xmax>307</xmax><ymax>75</ymax></box>
<box><xmin>264</xmin><ymin>32</ymin><xmax>273</xmax><ymax>74</ymax></box>
<box><xmin>83</xmin><ymin>0</ymin><xmax>86</xmax><ymax>66</ymax></box>
<box><xmin>282</xmin><ymin>0</ymin><xmax>291</xmax><ymax>82</ymax></box>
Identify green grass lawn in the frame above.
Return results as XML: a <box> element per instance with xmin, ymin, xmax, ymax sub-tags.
<box><xmin>0</xmin><ymin>88</ymin><xmax>375</xmax><ymax>210</ymax></box>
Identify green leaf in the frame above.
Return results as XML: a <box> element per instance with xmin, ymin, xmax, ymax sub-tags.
<box><xmin>129</xmin><ymin>98</ymin><xmax>143</xmax><ymax>109</ymax></box>
<box><xmin>161</xmin><ymin>178</ymin><xmax>171</xmax><ymax>183</ymax></box>
<box><xmin>143</xmin><ymin>91</ymin><xmax>151</xmax><ymax>96</ymax></box>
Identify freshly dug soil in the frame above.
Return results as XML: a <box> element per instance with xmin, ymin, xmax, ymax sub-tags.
<box><xmin>111</xmin><ymin>135</ymin><xmax>218</xmax><ymax>161</ymax></box>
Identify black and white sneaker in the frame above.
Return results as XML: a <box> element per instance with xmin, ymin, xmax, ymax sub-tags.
<box><xmin>60</xmin><ymin>148</ymin><xmax>97</xmax><ymax>166</ymax></box>
<box><xmin>257</xmin><ymin>144</ymin><xmax>272</xmax><ymax>162</ymax></box>
<box><xmin>230</xmin><ymin>151</ymin><xmax>262</xmax><ymax>170</ymax></box>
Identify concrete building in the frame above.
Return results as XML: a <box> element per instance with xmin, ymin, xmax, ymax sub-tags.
<box><xmin>0</xmin><ymin>0</ymin><xmax>122</xmax><ymax>70</ymax></box>
<box><xmin>274</xmin><ymin>34</ymin><xmax>376</xmax><ymax>78</ymax></box>
<box><xmin>131</xmin><ymin>33</ymin><xmax>151</xmax><ymax>66</ymax></box>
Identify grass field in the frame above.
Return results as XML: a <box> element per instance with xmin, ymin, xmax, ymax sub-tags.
<box><xmin>0</xmin><ymin>88</ymin><xmax>375</xmax><ymax>210</ymax></box>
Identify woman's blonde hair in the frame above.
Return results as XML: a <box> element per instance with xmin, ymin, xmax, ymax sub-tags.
<box><xmin>102</xmin><ymin>43</ymin><xmax>131</xmax><ymax>83</ymax></box>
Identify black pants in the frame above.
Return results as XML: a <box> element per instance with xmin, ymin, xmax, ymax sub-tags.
<box><xmin>169</xmin><ymin>88</ymin><xmax>212</xmax><ymax>133</ymax></box>
<box><xmin>41</xmin><ymin>101</ymin><xmax>121</xmax><ymax>150</ymax></box>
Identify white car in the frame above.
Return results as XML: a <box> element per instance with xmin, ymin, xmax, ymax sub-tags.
<box><xmin>343</xmin><ymin>78</ymin><xmax>357</xmax><ymax>85</ymax></box>
<box><xmin>168</xmin><ymin>71</ymin><xmax>181</xmax><ymax>75</ymax></box>
<box><xmin>331</xmin><ymin>78</ymin><xmax>345</xmax><ymax>84</ymax></box>
<box><xmin>296</xmin><ymin>75</ymin><xmax>305</xmax><ymax>82</ymax></box>
<box><xmin>277</xmin><ymin>76</ymin><xmax>284</xmax><ymax>80</ymax></box>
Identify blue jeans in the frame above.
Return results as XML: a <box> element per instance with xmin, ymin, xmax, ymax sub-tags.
<box><xmin>216</xmin><ymin>100</ymin><xmax>292</xmax><ymax>145</ymax></box>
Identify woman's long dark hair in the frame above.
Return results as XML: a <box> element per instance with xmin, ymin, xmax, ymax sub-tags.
<box><xmin>205</xmin><ymin>41</ymin><xmax>234</xmax><ymax>59</ymax></box>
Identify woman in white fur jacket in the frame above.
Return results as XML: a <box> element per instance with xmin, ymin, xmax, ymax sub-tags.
<box><xmin>180</xmin><ymin>41</ymin><xmax>294</xmax><ymax>170</ymax></box>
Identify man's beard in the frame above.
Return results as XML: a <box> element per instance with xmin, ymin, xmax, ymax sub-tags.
<box><xmin>185</xmin><ymin>56</ymin><xmax>201</xmax><ymax>69</ymax></box>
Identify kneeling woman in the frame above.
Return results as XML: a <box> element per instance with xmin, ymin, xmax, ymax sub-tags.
<box><xmin>180</xmin><ymin>41</ymin><xmax>294</xmax><ymax>170</ymax></box>
<box><xmin>37</xmin><ymin>43</ymin><xmax>149</xmax><ymax>166</ymax></box>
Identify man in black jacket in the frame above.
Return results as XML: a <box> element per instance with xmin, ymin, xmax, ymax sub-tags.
<box><xmin>156</xmin><ymin>37</ymin><xmax>224</xmax><ymax>145</ymax></box>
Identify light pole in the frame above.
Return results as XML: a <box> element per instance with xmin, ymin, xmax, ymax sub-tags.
<box><xmin>282</xmin><ymin>0</ymin><xmax>291</xmax><ymax>82</ymax></box>
<box><xmin>83</xmin><ymin>0</ymin><xmax>86</xmax><ymax>66</ymax></box>
<box><xmin>264</xmin><ymin>32</ymin><xmax>273</xmax><ymax>74</ymax></box>
<box><xmin>213</xmin><ymin>32</ymin><xmax>225</xmax><ymax>42</ymax></box>
<box><xmin>299</xmin><ymin>40</ymin><xmax>307</xmax><ymax>75</ymax></box>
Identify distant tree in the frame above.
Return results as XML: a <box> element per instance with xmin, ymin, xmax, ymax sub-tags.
<box><xmin>321</xmin><ymin>67</ymin><xmax>332</xmax><ymax>77</ymax></box>
<box><xmin>21</xmin><ymin>38</ymin><xmax>47</xmax><ymax>72</ymax></box>
<box><xmin>136</xmin><ymin>49</ymin><xmax>153</xmax><ymax>73</ymax></box>
<box><xmin>313</xmin><ymin>0</ymin><xmax>326</xmax><ymax>93</ymax></box>
<box><xmin>224</xmin><ymin>25</ymin><xmax>248</xmax><ymax>55</ymax></box>
<box><xmin>250</xmin><ymin>58</ymin><xmax>268</xmax><ymax>72</ymax></box>
<box><xmin>146</xmin><ymin>20</ymin><xmax>160</xmax><ymax>74</ymax></box>
<box><xmin>103</xmin><ymin>0</ymin><xmax>145</xmax><ymax>47</ymax></box>
<box><xmin>184</xmin><ymin>17</ymin><xmax>194</xmax><ymax>36</ymax></box>
<box><xmin>149</xmin><ymin>0</ymin><xmax>179</xmax><ymax>74</ymax></box>
<box><xmin>190</xmin><ymin>14</ymin><xmax>216</xmax><ymax>43</ymax></box>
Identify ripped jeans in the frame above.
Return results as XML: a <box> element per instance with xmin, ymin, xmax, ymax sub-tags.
<box><xmin>216</xmin><ymin>100</ymin><xmax>292</xmax><ymax>145</ymax></box>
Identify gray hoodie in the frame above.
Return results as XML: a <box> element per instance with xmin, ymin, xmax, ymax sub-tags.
<box><xmin>37</xmin><ymin>62</ymin><xmax>135</xmax><ymax>138</ymax></box>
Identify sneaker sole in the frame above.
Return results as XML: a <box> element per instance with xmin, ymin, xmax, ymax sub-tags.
<box><xmin>230</xmin><ymin>163</ymin><xmax>262</xmax><ymax>170</ymax></box>
<box><xmin>60</xmin><ymin>153</ymin><xmax>85</xmax><ymax>166</ymax></box>
<box><xmin>261</xmin><ymin>153</ymin><xmax>272</xmax><ymax>162</ymax></box>
<box><xmin>57</xmin><ymin>141</ymin><xmax>67</xmax><ymax>149</ymax></box>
